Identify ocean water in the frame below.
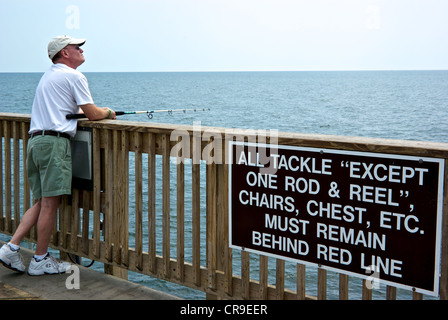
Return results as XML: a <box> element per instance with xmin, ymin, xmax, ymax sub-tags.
<box><xmin>3</xmin><ymin>71</ymin><xmax>448</xmax><ymax>142</ymax></box>
<box><xmin>1</xmin><ymin>70</ymin><xmax>448</xmax><ymax>300</ymax></box>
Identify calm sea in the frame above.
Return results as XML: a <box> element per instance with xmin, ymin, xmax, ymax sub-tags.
<box><xmin>1</xmin><ymin>70</ymin><xmax>447</xmax><ymax>299</ymax></box>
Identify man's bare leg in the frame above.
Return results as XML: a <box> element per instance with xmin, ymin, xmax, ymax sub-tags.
<box><xmin>9</xmin><ymin>200</ymin><xmax>42</xmax><ymax>246</ymax></box>
<box><xmin>34</xmin><ymin>196</ymin><xmax>61</xmax><ymax>255</ymax></box>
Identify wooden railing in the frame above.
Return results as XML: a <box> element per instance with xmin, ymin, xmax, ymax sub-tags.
<box><xmin>1</xmin><ymin>112</ymin><xmax>447</xmax><ymax>300</ymax></box>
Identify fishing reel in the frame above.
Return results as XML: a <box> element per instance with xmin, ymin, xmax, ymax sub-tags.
<box><xmin>146</xmin><ymin>109</ymin><xmax>175</xmax><ymax>119</ymax></box>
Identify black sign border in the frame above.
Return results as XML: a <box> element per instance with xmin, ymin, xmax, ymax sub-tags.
<box><xmin>228</xmin><ymin>141</ymin><xmax>445</xmax><ymax>297</ymax></box>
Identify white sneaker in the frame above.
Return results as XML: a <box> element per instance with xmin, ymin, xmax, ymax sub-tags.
<box><xmin>0</xmin><ymin>244</ymin><xmax>25</xmax><ymax>273</ymax></box>
<box><xmin>27</xmin><ymin>253</ymin><xmax>71</xmax><ymax>276</ymax></box>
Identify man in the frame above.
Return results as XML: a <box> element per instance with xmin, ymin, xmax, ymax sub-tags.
<box><xmin>0</xmin><ymin>35</ymin><xmax>116</xmax><ymax>275</ymax></box>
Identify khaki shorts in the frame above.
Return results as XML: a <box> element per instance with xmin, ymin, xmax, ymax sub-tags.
<box><xmin>26</xmin><ymin>135</ymin><xmax>72</xmax><ymax>199</ymax></box>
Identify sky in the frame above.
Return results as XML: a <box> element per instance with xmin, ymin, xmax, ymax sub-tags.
<box><xmin>0</xmin><ymin>0</ymin><xmax>447</xmax><ymax>72</ymax></box>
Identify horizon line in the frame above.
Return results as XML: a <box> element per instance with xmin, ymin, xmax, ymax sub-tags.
<box><xmin>1</xmin><ymin>68</ymin><xmax>447</xmax><ymax>74</ymax></box>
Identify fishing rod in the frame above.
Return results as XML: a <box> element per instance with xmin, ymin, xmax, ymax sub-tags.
<box><xmin>66</xmin><ymin>108</ymin><xmax>210</xmax><ymax>120</ymax></box>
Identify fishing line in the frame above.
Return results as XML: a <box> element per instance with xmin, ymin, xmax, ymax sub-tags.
<box><xmin>67</xmin><ymin>253</ymin><xmax>95</xmax><ymax>268</ymax></box>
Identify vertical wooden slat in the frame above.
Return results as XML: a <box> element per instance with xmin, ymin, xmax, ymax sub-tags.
<box><xmin>241</xmin><ymin>251</ymin><xmax>250</xmax><ymax>299</ymax></box>
<box><xmin>92</xmin><ymin>128</ymin><xmax>101</xmax><ymax>258</ymax></box>
<box><xmin>339</xmin><ymin>274</ymin><xmax>349</xmax><ymax>300</ymax></box>
<box><xmin>52</xmin><ymin>201</ymin><xmax>59</xmax><ymax>247</ymax></box>
<box><xmin>71</xmin><ymin>188</ymin><xmax>79</xmax><ymax>251</ymax></box>
<box><xmin>386</xmin><ymin>286</ymin><xmax>397</xmax><ymax>300</ymax></box>
<box><xmin>60</xmin><ymin>195</ymin><xmax>70</xmax><ymax>249</ymax></box>
<box><xmin>162</xmin><ymin>134</ymin><xmax>170</xmax><ymax>278</ymax></box>
<box><xmin>206</xmin><ymin>160</ymin><xmax>217</xmax><ymax>292</ymax></box>
<box><xmin>21</xmin><ymin>122</ymin><xmax>31</xmax><ymax>240</ymax></box>
<box><xmin>21</xmin><ymin>122</ymin><xmax>30</xmax><ymax>214</ymax></box>
<box><xmin>4</xmin><ymin>121</ymin><xmax>12</xmax><ymax>233</ymax></box>
<box><xmin>120</xmin><ymin>131</ymin><xmax>129</xmax><ymax>267</ymax></box>
<box><xmin>55</xmin><ymin>199</ymin><xmax>63</xmax><ymax>248</ymax></box>
<box><xmin>192</xmin><ymin>138</ymin><xmax>201</xmax><ymax>286</ymax></box>
<box><xmin>112</xmin><ymin>130</ymin><xmax>121</xmax><ymax>264</ymax></box>
<box><xmin>297</xmin><ymin>264</ymin><xmax>306</xmax><ymax>300</ymax></box>
<box><xmin>147</xmin><ymin>133</ymin><xmax>156</xmax><ymax>274</ymax></box>
<box><xmin>241</xmin><ymin>250</ymin><xmax>251</xmax><ymax>300</ymax></box>
<box><xmin>317</xmin><ymin>268</ymin><xmax>327</xmax><ymax>300</ymax></box>
<box><xmin>362</xmin><ymin>279</ymin><xmax>372</xmax><ymax>300</ymax></box>
<box><xmin>0</xmin><ymin>121</ymin><xmax>4</xmax><ymax>232</ymax></box>
<box><xmin>134</xmin><ymin>131</ymin><xmax>143</xmax><ymax>271</ymax></box>
<box><xmin>259</xmin><ymin>256</ymin><xmax>268</xmax><ymax>299</ymax></box>
<box><xmin>81</xmin><ymin>190</ymin><xmax>90</xmax><ymax>254</ymax></box>
<box><xmin>413</xmin><ymin>291</ymin><xmax>423</xmax><ymax>300</ymax></box>
<box><xmin>176</xmin><ymin>150</ymin><xmax>185</xmax><ymax>281</ymax></box>
<box><xmin>217</xmin><ymin>163</ymin><xmax>232</xmax><ymax>296</ymax></box>
<box><xmin>12</xmin><ymin>122</ymin><xmax>20</xmax><ymax>230</ymax></box>
<box><xmin>104</xmin><ymin>130</ymin><xmax>113</xmax><ymax>262</ymax></box>
<box><xmin>276</xmin><ymin>259</ymin><xmax>285</xmax><ymax>299</ymax></box>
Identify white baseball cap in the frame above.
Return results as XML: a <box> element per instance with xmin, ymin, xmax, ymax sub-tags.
<box><xmin>47</xmin><ymin>35</ymin><xmax>86</xmax><ymax>60</ymax></box>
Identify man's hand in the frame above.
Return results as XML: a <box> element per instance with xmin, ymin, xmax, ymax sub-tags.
<box><xmin>101</xmin><ymin>107</ymin><xmax>117</xmax><ymax>119</ymax></box>
<box><xmin>80</xmin><ymin>104</ymin><xmax>117</xmax><ymax>120</ymax></box>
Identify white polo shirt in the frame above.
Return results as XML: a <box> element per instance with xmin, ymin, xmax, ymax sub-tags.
<box><xmin>29</xmin><ymin>63</ymin><xmax>94</xmax><ymax>137</ymax></box>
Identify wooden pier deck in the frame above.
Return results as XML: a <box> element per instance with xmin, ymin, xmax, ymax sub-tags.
<box><xmin>0</xmin><ymin>241</ymin><xmax>180</xmax><ymax>300</ymax></box>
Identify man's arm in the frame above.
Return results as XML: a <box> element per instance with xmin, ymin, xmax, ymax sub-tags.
<box><xmin>79</xmin><ymin>104</ymin><xmax>117</xmax><ymax>120</ymax></box>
